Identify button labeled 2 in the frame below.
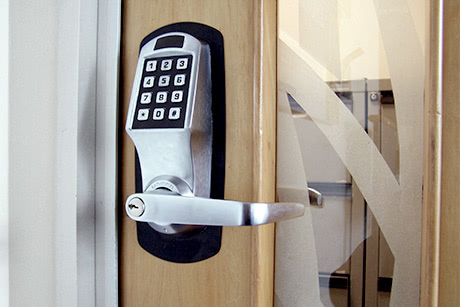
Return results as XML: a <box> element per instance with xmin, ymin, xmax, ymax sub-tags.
<box><xmin>161</xmin><ymin>59</ymin><xmax>172</xmax><ymax>71</ymax></box>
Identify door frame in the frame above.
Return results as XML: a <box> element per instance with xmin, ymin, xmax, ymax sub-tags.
<box><xmin>93</xmin><ymin>0</ymin><xmax>121</xmax><ymax>305</ymax></box>
<box><xmin>55</xmin><ymin>0</ymin><xmax>121</xmax><ymax>305</ymax></box>
<box><xmin>421</xmin><ymin>0</ymin><xmax>460</xmax><ymax>305</ymax></box>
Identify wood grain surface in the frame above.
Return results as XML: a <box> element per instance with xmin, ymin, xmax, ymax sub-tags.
<box><xmin>422</xmin><ymin>0</ymin><xmax>460</xmax><ymax>305</ymax></box>
<box><xmin>438</xmin><ymin>0</ymin><xmax>459</xmax><ymax>305</ymax></box>
<box><xmin>119</xmin><ymin>1</ymin><xmax>277</xmax><ymax>306</ymax></box>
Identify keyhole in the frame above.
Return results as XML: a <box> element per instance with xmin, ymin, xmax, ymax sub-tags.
<box><xmin>127</xmin><ymin>197</ymin><xmax>145</xmax><ymax>217</ymax></box>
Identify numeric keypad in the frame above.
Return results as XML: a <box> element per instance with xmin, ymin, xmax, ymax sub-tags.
<box><xmin>132</xmin><ymin>54</ymin><xmax>193</xmax><ymax>129</ymax></box>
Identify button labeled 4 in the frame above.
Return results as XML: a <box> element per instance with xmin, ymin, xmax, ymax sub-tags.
<box><xmin>143</xmin><ymin>76</ymin><xmax>155</xmax><ymax>88</ymax></box>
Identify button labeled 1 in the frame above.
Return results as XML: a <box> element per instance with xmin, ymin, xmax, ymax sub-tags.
<box><xmin>168</xmin><ymin>107</ymin><xmax>181</xmax><ymax>120</ymax></box>
<box><xmin>146</xmin><ymin>60</ymin><xmax>157</xmax><ymax>72</ymax></box>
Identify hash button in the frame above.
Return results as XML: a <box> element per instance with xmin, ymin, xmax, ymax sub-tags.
<box><xmin>168</xmin><ymin>107</ymin><xmax>181</xmax><ymax>120</ymax></box>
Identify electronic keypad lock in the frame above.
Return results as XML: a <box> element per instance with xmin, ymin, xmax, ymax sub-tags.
<box><xmin>125</xmin><ymin>23</ymin><xmax>305</xmax><ymax>263</ymax></box>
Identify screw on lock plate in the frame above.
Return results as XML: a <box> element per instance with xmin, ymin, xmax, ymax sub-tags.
<box><xmin>127</xmin><ymin>197</ymin><xmax>145</xmax><ymax>217</ymax></box>
<box><xmin>369</xmin><ymin>92</ymin><xmax>380</xmax><ymax>102</ymax></box>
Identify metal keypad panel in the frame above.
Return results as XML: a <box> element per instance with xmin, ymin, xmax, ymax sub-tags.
<box><xmin>132</xmin><ymin>55</ymin><xmax>193</xmax><ymax>129</ymax></box>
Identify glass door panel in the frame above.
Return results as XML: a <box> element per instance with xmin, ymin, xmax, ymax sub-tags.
<box><xmin>276</xmin><ymin>1</ymin><xmax>425</xmax><ymax>306</ymax></box>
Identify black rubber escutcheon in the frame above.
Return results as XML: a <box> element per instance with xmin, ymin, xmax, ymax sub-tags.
<box><xmin>134</xmin><ymin>22</ymin><xmax>226</xmax><ymax>263</ymax></box>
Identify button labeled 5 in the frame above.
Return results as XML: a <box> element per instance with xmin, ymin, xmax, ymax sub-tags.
<box><xmin>158</xmin><ymin>75</ymin><xmax>170</xmax><ymax>87</ymax></box>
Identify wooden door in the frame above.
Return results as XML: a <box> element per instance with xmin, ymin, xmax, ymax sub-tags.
<box><xmin>120</xmin><ymin>1</ymin><xmax>277</xmax><ymax>306</ymax></box>
<box><xmin>422</xmin><ymin>0</ymin><xmax>460</xmax><ymax>305</ymax></box>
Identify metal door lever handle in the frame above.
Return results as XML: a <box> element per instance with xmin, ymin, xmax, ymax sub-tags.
<box><xmin>126</xmin><ymin>190</ymin><xmax>305</xmax><ymax>227</ymax></box>
<box><xmin>308</xmin><ymin>187</ymin><xmax>323</xmax><ymax>206</ymax></box>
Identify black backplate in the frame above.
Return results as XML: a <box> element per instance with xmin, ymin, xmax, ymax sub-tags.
<box><xmin>134</xmin><ymin>22</ymin><xmax>226</xmax><ymax>263</ymax></box>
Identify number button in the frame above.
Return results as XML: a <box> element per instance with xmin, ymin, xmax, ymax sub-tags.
<box><xmin>137</xmin><ymin>109</ymin><xmax>149</xmax><ymax>121</ymax></box>
<box><xmin>161</xmin><ymin>59</ymin><xmax>172</xmax><ymax>71</ymax></box>
<box><xmin>140</xmin><ymin>92</ymin><xmax>152</xmax><ymax>104</ymax></box>
<box><xmin>176</xmin><ymin>58</ymin><xmax>188</xmax><ymax>70</ymax></box>
<box><xmin>146</xmin><ymin>60</ymin><xmax>157</xmax><ymax>72</ymax></box>
<box><xmin>156</xmin><ymin>91</ymin><xmax>168</xmax><ymax>103</ymax></box>
<box><xmin>168</xmin><ymin>107</ymin><xmax>181</xmax><ymax>120</ymax></box>
<box><xmin>153</xmin><ymin>108</ymin><xmax>165</xmax><ymax>120</ymax></box>
<box><xmin>174</xmin><ymin>74</ymin><xmax>186</xmax><ymax>86</ymax></box>
<box><xmin>158</xmin><ymin>75</ymin><xmax>170</xmax><ymax>87</ymax></box>
<box><xmin>171</xmin><ymin>90</ymin><xmax>183</xmax><ymax>103</ymax></box>
<box><xmin>143</xmin><ymin>76</ymin><xmax>154</xmax><ymax>88</ymax></box>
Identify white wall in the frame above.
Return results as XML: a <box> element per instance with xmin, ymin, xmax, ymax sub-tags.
<box><xmin>0</xmin><ymin>0</ymin><xmax>10</xmax><ymax>306</ymax></box>
<box><xmin>8</xmin><ymin>0</ymin><xmax>58</xmax><ymax>306</ymax></box>
<box><xmin>4</xmin><ymin>1</ymin><xmax>119</xmax><ymax>306</ymax></box>
<box><xmin>54</xmin><ymin>0</ymin><xmax>98</xmax><ymax>305</ymax></box>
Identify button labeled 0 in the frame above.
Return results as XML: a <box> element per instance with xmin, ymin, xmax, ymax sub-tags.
<box><xmin>153</xmin><ymin>108</ymin><xmax>165</xmax><ymax>120</ymax></box>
